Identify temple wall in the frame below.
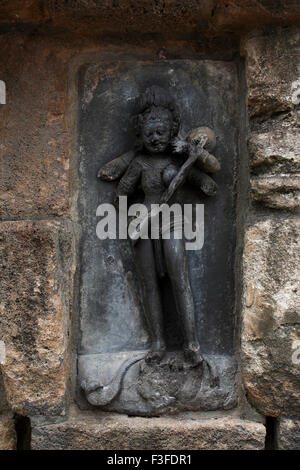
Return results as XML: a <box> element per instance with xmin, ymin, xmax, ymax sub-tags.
<box><xmin>0</xmin><ymin>1</ymin><xmax>299</xmax><ymax>450</ymax></box>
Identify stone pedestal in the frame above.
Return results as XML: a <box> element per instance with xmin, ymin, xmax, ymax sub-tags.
<box><xmin>31</xmin><ymin>413</ymin><xmax>265</xmax><ymax>450</ymax></box>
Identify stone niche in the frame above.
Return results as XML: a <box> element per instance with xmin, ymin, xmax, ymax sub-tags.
<box><xmin>76</xmin><ymin>59</ymin><xmax>241</xmax><ymax>416</ymax></box>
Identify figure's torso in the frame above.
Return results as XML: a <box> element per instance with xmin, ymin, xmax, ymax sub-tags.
<box><xmin>135</xmin><ymin>154</ymin><xmax>175</xmax><ymax>204</ymax></box>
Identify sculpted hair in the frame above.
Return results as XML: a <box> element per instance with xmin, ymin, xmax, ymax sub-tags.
<box><xmin>134</xmin><ymin>86</ymin><xmax>180</xmax><ymax>148</ymax></box>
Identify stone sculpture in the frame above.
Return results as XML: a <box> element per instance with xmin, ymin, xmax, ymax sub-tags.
<box><xmin>79</xmin><ymin>84</ymin><xmax>237</xmax><ymax>415</ymax></box>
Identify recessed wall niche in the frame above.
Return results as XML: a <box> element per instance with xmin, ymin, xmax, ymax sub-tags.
<box><xmin>76</xmin><ymin>59</ymin><xmax>242</xmax><ymax>416</ymax></box>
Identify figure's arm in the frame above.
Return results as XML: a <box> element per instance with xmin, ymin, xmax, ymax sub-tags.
<box><xmin>172</xmin><ymin>128</ymin><xmax>220</xmax><ymax>174</ymax></box>
<box><xmin>187</xmin><ymin>167</ymin><xmax>218</xmax><ymax>197</ymax></box>
<box><xmin>196</xmin><ymin>150</ymin><xmax>220</xmax><ymax>174</ymax></box>
<box><xmin>97</xmin><ymin>150</ymin><xmax>135</xmax><ymax>181</ymax></box>
<box><xmin>163</xmin><ymin>162</ymin><xmax>218</xmax><ymax>197</ymax></box>
<box><xmin>173</xmin><ymin>142</ymin><xmax>220</xmax><ymax>174</ymax></box>
<box><xmin>115</xmin><ymin>160</ymin><xmax>141</xmax><ymax>199</ymax></box>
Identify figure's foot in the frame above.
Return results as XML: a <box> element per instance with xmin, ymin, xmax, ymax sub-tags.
<box><xmin>184</xmin><ymin>342</ymin><xmax>204</xmax><ymax>368</ymax></box>
<box><xmin>145</xmin><ymin>342</ymin><xmax>166</xmax><ymax>364</ymax></box>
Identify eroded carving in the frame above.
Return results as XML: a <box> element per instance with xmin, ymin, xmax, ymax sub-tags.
<box><xmin>101</xmin><ymin>86</ymin><xmax>218</xmax><ymax>362</ymax></box>
<box><xmin>78</xmin><ymin>74</ymin><xmax>238</xmax><ymax>415</ymax></box>
<box><xmin>79</xmin><ymin>85</ymin><xmax>236</xmax><ymax>413</ymax></box>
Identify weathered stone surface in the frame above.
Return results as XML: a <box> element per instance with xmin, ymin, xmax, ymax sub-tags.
<box><xmin>246</xmin><ymin>29</ymin><xmax>300</xmax><ymax>210</ymax></box>
<box><xmin>277</xmin><ymin>417</ymin><xmax>300</xmax><ymax>449</ymax></box>
<box><xmin>248</xmin><ymin>116</ymin><xmax>300</xmax><ymax>210</ymax></box>
<box><xmin>0</xmin><ymin>1</ymin><xmax>299</xmax><ymax>35</ymax></box>
<box><xmin>213</xmin><ymin>0</ymin><xmax>300</xmax><ymax>33</ymax></box>
<box><xmin>0</xmin><ymin>34</ymin><xmax>71</xmax><ymax>218</ymax></box>
<box><xmin>0</xmin><ymin>414</ymin><xmax>16</xmax><ymax>450</ymax></box>
<box><xmin>79</xmin><ymin>352</ymin><xmax>237</xmax><ymax>415</ymax></box>
<box><xmin>248</xmin><ymin>127</ymin><xmax>300</xmax><ymax>174</ymax></box>
<box><xmin>0</xmin><ymin>0</ymin><xmax>45</xmax><ymax>24</ymax></box>
<box><xmin>0</xmin><ymin>373</ymin><xmax>9</xmax><ymax>413</ymax></box>
<box><xmin>0</xmin><ymin>220</ymin><xmax>73</xmax><ymax>416</ymax></box>
<box><xmin>251</xmin><ymin>176</ymin><xmax>300</xmax><ymax>210</ymax></box>
<box><xmin>244</xmin><ymin>28</ymin><xmax>300</xmax><ymax>118</ymax></box>
<box><xmin>242</xmin><ymin>218</ymin><xmax>300</xmax><ymax>416</ymax></box>
<box><xmin>32</xmin><ymin>414</ymin><xmax>266</xmax><ymax>450</ymax></box>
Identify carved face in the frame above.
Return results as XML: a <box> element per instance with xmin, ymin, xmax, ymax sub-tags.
<box><xmin>141</xmin><ymin>115</ymin><xmax>172</xmax><ymax>154</ymax></box>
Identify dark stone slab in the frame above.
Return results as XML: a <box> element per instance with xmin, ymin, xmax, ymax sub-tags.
<box><xmin>77</xmin><ymin>59</ymin><xmax>240</xmax><ymax>414</ymax></box>
<box><xmin>78</xmin><ymin>352</ymin><xmax>237</xmax><ymax>415</ymax></box>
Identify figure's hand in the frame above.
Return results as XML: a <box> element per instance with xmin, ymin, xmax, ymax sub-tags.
<box><xmin>171</xmin><ymin>137</ymin><xmax>188</xmax><ymax>154</ymax></box>
<box><xmin>187</xmin><ymin>127</ymin><xmax>216</xmax><ymax>152</ymax></box>
<box><xmin>184</xmin><ymin>127</ymin><xmax>220</xmax><ymax>173</ymax></box>
<box><xmin>97</xmin><ymin>164</ymin><xmax>114</xmax><ymax>181</ymax></box>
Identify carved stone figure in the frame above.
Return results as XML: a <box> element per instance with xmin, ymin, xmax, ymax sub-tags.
<box><xmin>98</xmin><ymin>86</ymin><xmax>220</xmax><ymax>368</ymax></box>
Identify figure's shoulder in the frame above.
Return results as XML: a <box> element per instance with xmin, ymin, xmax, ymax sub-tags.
<box><xmin>124</xmin><ymin>154</ymin><xmax>142</xmax><ymax>170</ymax></box>
<box><xmin>132</xmin><ymin>154</ymin><xmax>150</xmax><ymax>168</ymax></box>
<box><xmin>131</xmin><ymin>153</ymin><xmax>175</xmax><ymax>170</ymax></box>
<box><xmin>134</xmin><ymin>153</ymin><xmax>146</xmax><ymax>162</ymax></box>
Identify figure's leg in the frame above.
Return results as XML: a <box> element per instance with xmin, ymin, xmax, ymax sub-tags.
<box><xmin>134</xmin><ymin>238</ymin><xmax>166</xmax><ymax>362</ymax></box>
<box><xmin>163</xmin><ymin>237</ymin><xmax>203</xmax><ymax>366</ymax></box>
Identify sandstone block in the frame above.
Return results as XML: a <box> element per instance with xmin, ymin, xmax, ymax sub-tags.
<box><xmin>244</xmin><ymin>28</ymin><xmax>300</xmax><ymax>118</ymax></box>
<box><xmin>0</xmin><ymin>414</ymin><xmax>16</xmax><ymax>450</ymax></box>
<box><xmin>251</xmin><ymin>176</ymin><xmax>300</xmax><ymax>210</ymax></box>
<box><xmin>242</xmin><ymin>218</ymin><xmax>300</xmax><ymax>416</ymax></box>
<box><xmin>277</xmin><ymin>417</ymin><xmax>300</xmax><ymax>450</ymax></box>
<box><xmin>248</xmin><ymin>128</ymin><xmax>300</xmax><ymax>174</ymax></box>
<box><xmin>32</xmin><ymin>414</ymin><xmax>266</xmax><ymax>450</ymax></box>
<box><xmin>0</xmin><ymin>220</ymin><xmax>73</xmax><ymax>416</ymax></box>
<box><xmin>0</xmin><ymin>373</ymin><xmax>9</xmax><ymax>413</ymax></box>
<box><xmin>0</xmin><ymin>35</ymin><xmax>70</xmax><ymax>218</ymax></box>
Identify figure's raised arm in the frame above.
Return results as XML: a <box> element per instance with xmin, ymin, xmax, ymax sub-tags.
<box><xmin>172</xmin><ymin>126</ymin><xmax>220</xmax><ymax>174</ymax></box>
<box><xmin>115</xmin><ymin>159</ymin><xmax>141</xmax><ymax>199</ymax></box>
<box><xmin>97</xmin><ymin>150</ymin><xmax>135</xmax><ymax>181</ymax></box>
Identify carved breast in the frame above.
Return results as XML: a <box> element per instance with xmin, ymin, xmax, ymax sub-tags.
<box><xmin>137</xmin><ymin>155</ymin><xmax>172</xmax><ymax>200</ymax></box>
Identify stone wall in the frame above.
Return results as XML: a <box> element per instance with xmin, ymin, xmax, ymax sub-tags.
<box><xmin>0</xmin><ymin>1</ymin><xmax>299</xmax><ymax>450</ymax></box>
<box><xmin>241</xmin><ymin>27</ymin><xmax>300</xmax><ymax>449</ymax></box>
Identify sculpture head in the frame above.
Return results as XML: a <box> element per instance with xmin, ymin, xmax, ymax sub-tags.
<box><xmin>135</xmin><ymin>86</ymin><xmax>180</xmax><ymax>154</ymax></box>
